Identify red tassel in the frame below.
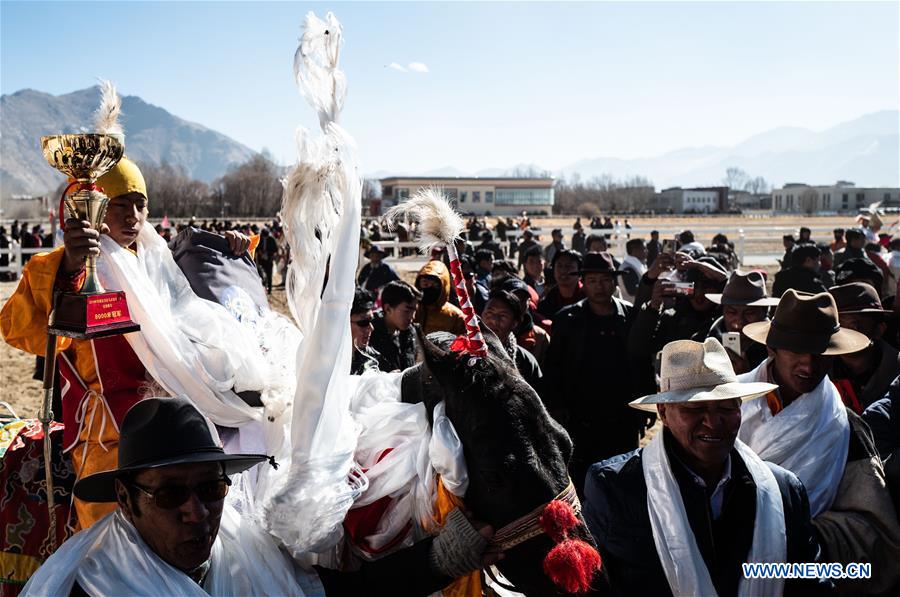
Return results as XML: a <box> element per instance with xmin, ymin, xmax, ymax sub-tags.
<box><xmin>539</xmin><ymin>499</ymin><xmax>579</xmax><ymax>543</ymax></box>
<box><xmin>542</xmin><ymin>539</ymin><xmax>602</xmax><ymax>594</ymax></box>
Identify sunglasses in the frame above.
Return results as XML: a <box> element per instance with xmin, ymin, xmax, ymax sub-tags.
<box><xmin>127</xmin><ymin>477</ymin><xmax>231</xmax><ymax>510</ymax></box>
<box><xmin>352</xmin><ymin>317</ymin><xmax>374</xmax><ymax>327</ymax></box>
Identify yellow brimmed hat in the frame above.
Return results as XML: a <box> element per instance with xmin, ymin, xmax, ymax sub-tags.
<box><xmin>97</xmin><ymin>156</ymin><xmax>147</xmax><ymax>200</ymax></box>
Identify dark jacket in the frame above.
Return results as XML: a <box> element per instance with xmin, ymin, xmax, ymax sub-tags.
<box><xmin>584</xmin><ymin>434</ymin><xmax>832</xmax><ymax>597</ymax></box>
<box><xmin>368</xmin><ymin>312</ymin><xmax>418</xmax><ymax>373</ymax></box>
<box><xmin>831</xmin><ymin>340</ymin><xmax>900</xmax><ymax>413</ymax></box>
<box><xmin>544</xmin><ymin>298</ymin><xmax>649</xmax><ymax>483</ymax></box>
<box><xmin>536</xmin><ymin>284</ymin><xmax>585</xmax><ymax>320</ymax></box>
<box><xmin>627</xmin><ymin>299</ymin><xmax>719</xmax><ymax>359</ymax></box>
<box><xmin>357</xmin><ymin>261</ymin><xmax>400</xmax><ymax>293</ymax></box>
<box><xmin>771</xmin><ymin>266</ymin><xmax>828</xmax><ymax>298</ymax></box>
<box><xmin>862</xmin><ymin>379</ymin><xmax>900</xmax><ymax>462</ymax></box>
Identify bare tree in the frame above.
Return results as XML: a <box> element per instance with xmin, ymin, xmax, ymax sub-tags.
<box><xmin>799</xmin><ymin>188</ymin><xmax>819</xmax><ymax>215</ymax></box>
<box><xmin>745</xmin><ymin>176</ymin><xmax>770</xmax><ymax>194</ymax></box>
<box><xmin>212</xmin><ymin>153</ymin><xmax>285</xmax><ymax>218</ymax></box>
<box><xmin>138</xmin><ymin>161</ymin><xmax>211</xmax><ymax>218</ymax></box>
<box><xmin>723</xmin><ymin>167</ymin><xmax>749</xmax><ymax>191</ymax></box>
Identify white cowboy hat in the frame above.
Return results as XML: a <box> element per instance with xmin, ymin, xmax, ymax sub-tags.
<box><xmin>629</xmin><ymin>338</ymin><xmax>777</xmax><ymax>412</ymax></box>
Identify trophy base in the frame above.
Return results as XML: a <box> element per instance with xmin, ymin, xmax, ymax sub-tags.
<box><xmin>49</xmin><ymin>291</ymin><xmax>141</xmax><ymax>340</ymax></box>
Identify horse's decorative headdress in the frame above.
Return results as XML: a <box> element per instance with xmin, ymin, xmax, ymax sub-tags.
<box><xmin>385</xmin><ymin>190</ymin><xmax>486</xmax><ymax>361</ymax></box>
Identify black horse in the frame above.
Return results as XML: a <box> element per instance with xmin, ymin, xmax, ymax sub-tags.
<box><xmin>402</xmin><ymin>328</ymin><xmax>607</xmax><ymax>596</ymax></box>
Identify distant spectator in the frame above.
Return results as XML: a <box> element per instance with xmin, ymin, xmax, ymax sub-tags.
<box><xmin>571</xmin><ymin>226</ymin><xmax>586</xmax><ymax>255</ymax></box>
<box><xmin>798</xmin><ymin>226</ymin><xmax>813</xmax><ymax>245</ymax></box>
<box><xmin>628</xmin><ymin>254</ymin><xmax>726</xmax><ymax>359</ymax></box>
<box><xmin>646</xmin><ymin>230</ymin><xmax>662</xmax><ymax>265</ymax></box>
<box><xmin>0</xmin><ymin>226</ymin><xmax>10</xmax><ymax>281</ymax></box>
<box><xmin>500</xmin><ymin>276</ymin><xmax>551</xmax><ymax>364</ymax></box>
<box><xmin>537</xmin><ymin>249</ymin><xmax>585</xmax><ymax>319</ymax></box>
<box><xmin>255</xmin><ymin>228</ymin><xmax>279</xmax><ymax>294</ymax></box>
<box><xmin>482</xmin><ymin>289</ymin><xmax>543</xmax><ymax>392</ymax></box>
<box><xmin>369</xmin><ymin>281</ymin><xmax>421</xmax><ymax>373</ymax></box>
<box><xmin>516</xmin><ymin>229</ymin><xmax>540</xmax><ymax>270</ymax></box>
<box><xmin>460</xmin><ymin>255</ymin><xmax>489</xmax><ymax>315</ymax></box>
<box><xmin>829</xmin><ymin>282</ymin><xmax>900</xmax><ymax>414</ymax></box>
<box><xmin>772</xmin><ymin>244</ymin><xmax>828</xmax><ymax>297</ymax></box>
<box><xmin>357</xmin><ymin>245</ymin><xmax>399</xmax><ymax>293</ymax></box>
<box><xmin>678</xmin><ymin>230</ymin><xmax>705</xmax><ymax>255</ymax></box>
<box><xmin>522</xmin><ymin>245</ymin><xmax>547</xmax><ymax>297</ymax></box>
<box><xmin>833</xmin><ymin>228</ymin><xmax>868</xmax><ymax>268</ymax></box>
<box><xmin>543</xmin><ymin>228</ymin><xmax>566</xmax><ymax>265</ymax></box>
<box><xmin>781</xmin><ymin>234</ymin><xmax>796</xmax><ymax>265</ymax></box>
<box><xmin>618</xmin><ymin>239</ymin><xmax>648</xmax><ymax>303</ymax></box>
<box><xmin>831</xmin><ymin>228</ymin><xmax>847</xmax><ymax>253</ymax></box>
<box><xmin>474</xmin><ymin>249</ymin><xmax>494</xmax><ymax>289</ymax></box>
<box><xmin>414</xmin><ymin>259</ymin><xmax>466</xmax><ymax>336</ymax></box>
<box><xmin>477</xmin><ymin>230</ymin><xmax>504</xmax><ymax>260</ymax></box>
<box><xmin>490</xmin><ymin>260</ymin><xmax>518</xmax><ymax>290</ymax></box>
<box><xmin>585</xmin><ymin>234</ymin><xmax>607</xmax><ymax>253</ymax></box>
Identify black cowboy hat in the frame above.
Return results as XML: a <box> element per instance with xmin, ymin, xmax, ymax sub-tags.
<box><xmin>74</xmin><ymin>397</ymin><xmax>269</xmax><ymax>503</ymax></box>
<box><xmin>829</xmin><ymin>282</ymin><xmax>890</xmax><ymax>316</ymax></box>
<box><xmin>577</xmin><ymin>252</ymin><xmax>623</xmax><ymax>276</ymax></box>
<box><xmin>743</xmin><ymin>289</ymin><xmax>869</xmax><ymax>356</ymax></box>
<box><xmin>706</xmin><ymin>271</ymin><xmax>780</xmax><ymax>307</ymax></box>
<box><xmin>365</xmin><ymin>245</ymin><xmax>388</xmax><ymax>258</ymax></box>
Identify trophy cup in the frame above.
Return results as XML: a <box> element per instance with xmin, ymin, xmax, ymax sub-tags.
<box><xmin>40</xmin><ymin>133</ymin><xmax>140</xmax><ymax>338</ymax></box>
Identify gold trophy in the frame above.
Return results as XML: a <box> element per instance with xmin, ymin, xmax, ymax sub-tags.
<box><xmin>40</xmin><ymin>133</ymin><xmax>140</xmax><ymax>338</ymax></box>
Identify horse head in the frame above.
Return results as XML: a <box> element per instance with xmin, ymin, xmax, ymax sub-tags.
<box><xmin>402</xmin><ymin>326</ymin><xmax>604</xmax><ymax>595</ymax></box>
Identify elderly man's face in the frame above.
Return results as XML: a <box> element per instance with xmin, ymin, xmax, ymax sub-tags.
<box><xmin>116</xmin><ymin>462</ymin><xmax>226</xmax><ymax>572</ymax></box>
<box><xmin>723</xmin><ymin>305</ymin><xmax>768</xmax><ymax>332</ymax></box>
<box><xmin>771</xmin><ymin>348</ymin><xmax>833</xmax><ymax>396</ymax></box>
<box><xmin>658</xmin><ymin>399</ymin><xmax>741</xmax><ymax>472</ymax></box>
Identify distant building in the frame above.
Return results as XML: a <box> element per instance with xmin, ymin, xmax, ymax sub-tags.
<box><xmin>771</xmin><ymin>181</ymin><xmax>900</xmax><ymax>214</ymax></box>
<box><xmin>654</xmin><ymin>186</ymin><xmax>728</xmax><ymax>213</ymax></box>
<box><xmin>729</xmin><ymin>190</ymin><xmax>772</xmax><ymax>211</ymax></box>
<box><xmin>378</xmin><ymin>176</ymin><xmax>554</xmax><ymax>216</ymax></box>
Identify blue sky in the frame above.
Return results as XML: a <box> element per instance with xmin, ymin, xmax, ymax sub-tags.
<box><xmin>2</xmin><ymin>1</ymin><xmax>898</xmax><ymax>175</ymax></box>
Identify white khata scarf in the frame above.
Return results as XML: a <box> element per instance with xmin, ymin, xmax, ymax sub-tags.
<box><xmin>21</xmin><ymin>506</ymin><xmax>324</xmax><ymax>596</ymax></box>
<box><xmin>643</xmin><ymin>433</ymin><xmax>786</xmax><ymax>597</ymax></box>
<box><xmin>96</xmin><ymin>227</ymin><xmax>297</xmax><ymax>453</ymax></box>
<box><xmin>737</xmin><ymin>359</ymin><xmax>850</xmax><ymax>516</ymax></box>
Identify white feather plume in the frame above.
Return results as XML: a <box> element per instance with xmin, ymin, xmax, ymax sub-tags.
<box><xmin>263</xmin><ymin>12</ymin><xmax>363</xmax><ymax>555</ymax></box>
<box><xmin>93</xmin><ymin>79</ymin><xmax>123</xmax><ymax>135</ymax></box>
<box><xmin>384</xmin><ymin>188</ymin><xmax>464</xmax><ymax>253</ymax></box>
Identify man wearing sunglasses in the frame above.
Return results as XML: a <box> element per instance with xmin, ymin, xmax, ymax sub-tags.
<box><xmin>25</xmin><ymin>397</ymin><xmax>497</xmax><ymax>596</ymax></box>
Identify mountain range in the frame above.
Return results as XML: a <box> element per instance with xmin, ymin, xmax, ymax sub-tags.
<box><xmin>2</xmin><ymin>86</ymin><xmax>897</xmax><ymax>198</ymax></box>
<box><xmin>385</xmin><ymin>110</ymin><xmax>899</xmax><ymax>190</ymax></box>
<box><xmin>1</xmin><ymin>86</ymin><xmax>256</xmax><ymax>197</ymax></box>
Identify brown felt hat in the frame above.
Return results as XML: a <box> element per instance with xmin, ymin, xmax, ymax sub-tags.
<box><xmin>706</xmin><ymin>270</ymin><xmax>780</xmax><ymax>307</ymax></box>
<box><xmin>743</xmin><ymin>289</ymin><xmax>870</xmax><ymax>356</ymax></box>
<box><xmin>828</xmin><ymin>282</ymin><xmax>889</xmax><ymax>316</ymax></box>
<box><xmin>577</xmin><ymin>252</ymin><xmax>623</xmax><ymax>276</ymax></box>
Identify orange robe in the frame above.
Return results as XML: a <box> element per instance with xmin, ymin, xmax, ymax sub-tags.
<box><xmin>1</xmin><ymin>247</ymin><xmax>146</xmax><ymax>528</ymax></box>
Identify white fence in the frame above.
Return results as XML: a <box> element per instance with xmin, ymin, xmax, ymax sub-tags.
<box><xmin>0</xmin><ymin>242</ymin><xmax>49</xmax><ymax>279</ymax></box>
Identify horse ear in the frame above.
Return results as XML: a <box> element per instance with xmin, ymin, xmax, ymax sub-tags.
<box><xmin>413</xmin><ymin>325</ymin><xmax>454</xmax><ymax>382</ymax></box>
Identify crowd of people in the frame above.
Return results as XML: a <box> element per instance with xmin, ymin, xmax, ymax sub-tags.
<box><xmin>349</xmin><ymin>212</ymin><xmax>900</xmax><ymax>594</ymax></box>
<box><xmin>3</xmin><ymin>157</ymin><xmax>900</xmax><ymax>595</ymax></box>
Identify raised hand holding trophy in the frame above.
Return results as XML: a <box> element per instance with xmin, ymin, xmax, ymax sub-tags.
<box><xmin>41</xmin><ymin>133</ymin><xmax>140</xmax><ymax>338</ymax></box>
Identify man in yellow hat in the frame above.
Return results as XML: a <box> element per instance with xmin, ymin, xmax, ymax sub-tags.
<box><xmin>1</xmin><ymin>157</ymin><xmax>251</xmax><ymax>529</ymax></box>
